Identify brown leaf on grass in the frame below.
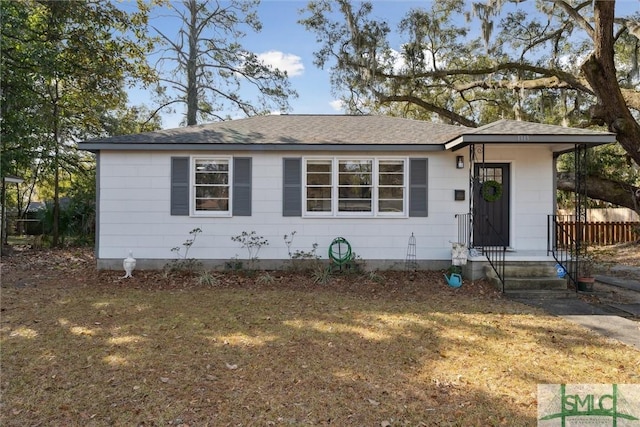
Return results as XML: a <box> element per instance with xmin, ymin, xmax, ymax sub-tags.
<box><xmin>1</xmin><ymin>246</ymin><xmax>638</xmax><ymax>426</ymax></box>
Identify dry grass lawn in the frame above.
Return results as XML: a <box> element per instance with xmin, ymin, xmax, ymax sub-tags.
<box><xmin>593</xmin><ymin>241</ymin><xmax>640</xmax><ymax>265</ymax></box>
<box><xmin>1</xmin><ymin>248</ymin><xmax>639</xmax><ymax>426</ymax></box>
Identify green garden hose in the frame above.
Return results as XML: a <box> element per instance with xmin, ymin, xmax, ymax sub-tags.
<box><xmin>328</xmin><ymin>237</ymin><xmax>352</xmax><ymax>265</ymax></box>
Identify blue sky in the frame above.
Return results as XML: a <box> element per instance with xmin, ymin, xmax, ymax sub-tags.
<box><xmin>128</xmin><ymin>0</ymin><xmax>639</xmax><ymax>130</ymax></box>
<box><xmin>247</xmin><ymin>1</ymin><xmax>432</xmax><ymax>114</ymax></box>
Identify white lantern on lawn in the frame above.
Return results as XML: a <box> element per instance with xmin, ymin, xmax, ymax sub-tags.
<box><xmin>122</xmin><ymin>250</ymin><xmax>136</xmax><ymax>278</ymax></box>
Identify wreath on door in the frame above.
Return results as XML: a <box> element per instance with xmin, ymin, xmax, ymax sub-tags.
<box><xmin>481</xmin><ymin>180</ymin><xmax>503</xmax><ymax>202</ymax></box>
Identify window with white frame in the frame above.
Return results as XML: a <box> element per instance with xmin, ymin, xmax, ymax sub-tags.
<box><xmin>378</xmin><ymin>160</ymin><xmax>405</xmax><ymax>213</ymax></box>
<box><xmin>304</xmin><ymin>158</ymin><xmax>407</xmax><ymax>216</ymax></box>
<box><xmin>338</xmin><ymin>159</ymin><xmax>372</xmax><ymax>212</ymax></box>
<box><xmin>193</xmin><ymin>158</ymin><xmax>230</xmax><ymax>213</ymax></box>
<box><xmin>306</xmin><ymin>159</ymin><xmax>332</xmax><ymax>212</ymax></box>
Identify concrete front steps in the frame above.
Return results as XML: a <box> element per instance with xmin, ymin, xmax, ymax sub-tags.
<box><xmin>484</xmin><ymin>262</ymin><xmax>575</xmax><ymax>298</ymax></box>
<box><xmin>502</xmin><ymin>288</ymin><xmax>577</xmax><ymax>299</ymax></box>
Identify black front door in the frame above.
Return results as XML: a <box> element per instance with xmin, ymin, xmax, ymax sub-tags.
<box><xmin>473</xmin><ymin>163</ymin><xmax>510</xmax><ymax>247</ymax></box>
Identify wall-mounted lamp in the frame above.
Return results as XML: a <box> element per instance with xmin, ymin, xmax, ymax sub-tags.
<box><xmin>456</xmin><ymin>155</ymin><xmax>464</xmax><ymax>169</ymax></box>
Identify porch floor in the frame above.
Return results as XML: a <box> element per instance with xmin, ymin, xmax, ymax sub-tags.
<box><xmin>467</xmin><ymin>249</ymin><xmax>556</xmax><ymax>263</ymax></box>
<box><xmin>464</xmin><ymin>249</ymin><xmax>563</xmax><ymax>283</ymax></box>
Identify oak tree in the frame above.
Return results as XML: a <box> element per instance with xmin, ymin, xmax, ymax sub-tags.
<box><xmin>300</xmin><ymin>0</ymin><xmax>640</xmax><ymax>210</ymax></box>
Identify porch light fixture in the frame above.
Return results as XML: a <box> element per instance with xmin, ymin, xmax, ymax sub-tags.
<box><xmin>456</xmin><ymin>155</ymin><xmax>464</xmax><ymax>169</ymax></box>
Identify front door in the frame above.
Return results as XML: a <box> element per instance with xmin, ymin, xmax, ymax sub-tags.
<box><xmin>473</xmin><ymin>163</ymin><xmax>510</xmax><ymax>247</ymax></box>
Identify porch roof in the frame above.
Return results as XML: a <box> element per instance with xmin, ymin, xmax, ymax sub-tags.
<box><xmin>444</xmin><ymin>119</ymin><xmax>616</xmax><ymax>152</ymax></box>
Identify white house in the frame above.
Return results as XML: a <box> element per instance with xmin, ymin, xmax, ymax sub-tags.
<box><xmin>79</xmin><ymin>115</ymin><xmax>615</xmax><ymax>284</ymax></box>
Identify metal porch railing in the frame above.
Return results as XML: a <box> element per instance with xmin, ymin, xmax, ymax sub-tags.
<box><xmin>456</xmin><ymin>212</ymin><xmax>507</xmax><ymax>292</ymax></box>
<box><xmin>548</xmin><ymin>214</ymin><xmax>578</xmax><ymax>287</ymax></box>
<box><xmin>455</xmin><ymin>213</ymin><xmax>472</xmax><ymax>248</ymax></box>
<box><xmin>479</xmin><ymin>215</ymin><xmax>507</xmax><ymax>293</ymax></box>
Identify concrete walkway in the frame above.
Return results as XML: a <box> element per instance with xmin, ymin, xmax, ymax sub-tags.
<box><xmin>595</xmin><ymin>274</ymin><xmax>640</xmax><ymax>292</ymax></box>
<box><xmin>596</xmin><ymin>273</ymin><xmax>640</xmax><ymax>318</ymax></box>
<box><xmin>511</xmin><ymin>274</ymin><xmax>640</xmax><ymax>351</ymax></box>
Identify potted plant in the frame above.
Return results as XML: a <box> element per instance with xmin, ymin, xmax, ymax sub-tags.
<box><xmin>577</xmin><ymin>254</ymin><xmax>595</xmax><ymax>292</ymax></box>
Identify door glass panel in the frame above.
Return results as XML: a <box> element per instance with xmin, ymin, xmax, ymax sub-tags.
<box><xmin>478</xmin><ymin>167</ymin><xmax>502</xmax><ymax>184</ymax></box>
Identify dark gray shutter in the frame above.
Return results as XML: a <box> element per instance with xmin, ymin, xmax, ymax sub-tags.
<box><xmin>409</xmin><ymin>158</ymin><xmax>428</xmax><ymax>217</ymax></box>
<box><xmin>283</xmin><ymin>158</ymin><xmax>302</xmax><ymax>216</ymax></box>
<box><xmin>171</xmin><ymin>157</ymin><xmax>189</xmax><ymax>216</ymax></box>
<box><xmin>233</xmin><ymin>157</ymin><xmax>252</xmax><ymax>216</ymax></box>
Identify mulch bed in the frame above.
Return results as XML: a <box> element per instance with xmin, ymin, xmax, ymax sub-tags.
<box><xmin>0</xmin><ymin>246</ymin><xmax>502</xmax><ymax>300</ymax></box>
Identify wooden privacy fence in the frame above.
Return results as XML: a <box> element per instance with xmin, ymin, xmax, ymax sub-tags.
<box><xmin>556</xmin><ymin>221</ymin><xmax>640</xmax><ymax>246</ymax></box>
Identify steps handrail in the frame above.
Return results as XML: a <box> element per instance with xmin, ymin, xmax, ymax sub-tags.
<box><xmin>548</xmin><ymin>215</ymin><xmax>578</xmax><ymax>288</ymax></box>
<box><xmin>456</xmin><ymin>212</ymin><xmax>508</xmax><ymax>292</ymax></box>
<box><xmin>479</xmin><ymin>214</ymin><xmax>507</xmax><ymax>293</ymax></box>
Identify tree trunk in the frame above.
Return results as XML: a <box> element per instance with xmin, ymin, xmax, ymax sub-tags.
<box><xmin>557</xmin><ymin>171</ymin><xmax>640</xmax><ymax>211</ymax></box>
<box><xmin>1</xmin><ymin>181</ymin><xmax>6</xmax><ymax>249</ymax></box>
<box><xmin>52</xmin><ymin>80</ymin><xmax>60</xmax><ymax>247</ymax></box>
<box><xmin>53</xmin><ymin>151</ymin><xmax>60</xmax><ymax>246</ymax></box>
<box><xmin>186</xmin><ymin>0</ymin><xmax>198</xmax><ymax>126</ymax></box>
<box><xmin>581</xmin><ymin>1</ymin><xmax>640</xmax><ymax>167</ymax></box>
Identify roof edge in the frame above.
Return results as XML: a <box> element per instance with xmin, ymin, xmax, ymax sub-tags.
<box><xmin>445</xmin><ymin>133</ymin><xmax>617</xmax><ymax>151</ymax></box>
<box><xmin>79</xmin><ymin>142</ymin><xmax>446</xmax><ymax>153</ymax></box>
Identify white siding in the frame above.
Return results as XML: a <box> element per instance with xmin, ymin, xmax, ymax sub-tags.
<box><xmin>97</xmin><ymin>146</ymin><xmax>554</xmax><ymax>263</ymax></box>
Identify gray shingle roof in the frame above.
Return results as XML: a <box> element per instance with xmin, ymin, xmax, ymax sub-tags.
<box><xmin>80</xmin><ymin>115</ymin><xmax>616</xmax><ymax>152</ymax></box>
<box><xmin>444</xmin><ymin>119</ymin><xmax>616</xmax><ymax>150</ymax></box>
<box><xmin>468</xmin><ymin>119</ymin><xmax>613</xmax><ymax>136</ymax></box>
<box><xmin>82</xmin><ymin>114</ymin><xmax>467</xmax><ymax>146</ymax></box>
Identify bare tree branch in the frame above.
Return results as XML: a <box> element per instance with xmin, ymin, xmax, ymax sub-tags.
<box><xmin>558</xmin><ymin>172</ymin><xmax>639</xmax><ymax>211</ymax></box>
<box><xmin>152</xmin><ymin>0</ymin><xmax>295</xmax><ymax>125</ymax></box>
<box><xmin>553</xmin><ymin>0</ymin><xmax>594</xmax><ymax>38</ymax></box>
<box><xmin>143</xmin><ymin>99</ymin><xmax>184</xmax><ymax>126</ymax></box>
<box><xmin>621</xmin><ymin>88</ymin><xmax>640</xmax><ymax>111</ymax></box>
<box><xmin>374</xmin><ymin>62</ymin><xmax>594</xmax><ymax>94</ymax></box>
<box><xmin>378</xmin><ymin>94</ymin><xmax>478</xmax><ymax>127</ymax></box>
